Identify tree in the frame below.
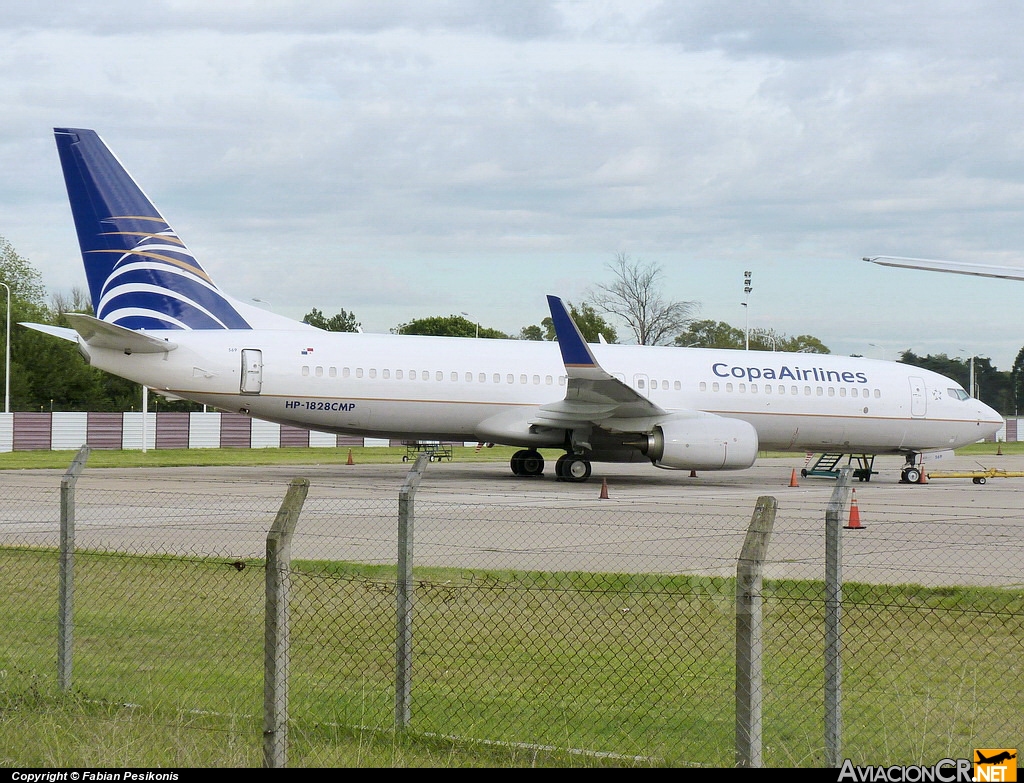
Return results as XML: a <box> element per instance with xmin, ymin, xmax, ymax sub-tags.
<box><xmin>1013</xmin><ymin>345</ymin><xmax>1024</xmax><ymax>416</ymax></box>
<box><xmin>537</xmin><ymin>301</ymin><xmax>617</xmax><ymax>343</ymax></box>
<box><xmin>303</xmin><ymin>307</ymin><xmax>361</xmax><ymax>332</ymax></box>
<box><xmin>588</xmin><ymin>253</ymin><xmax>698</xmax><ymax>345</ymax></box>
<box><xmin>675</xmin><ymin>320</ymin><xmax>745</xmax><ymax>349</ymax></box>
<box><xmin>394</xmin><ymin>314</ymin><xmax>509</xmax><ymax>339</ymax></box>
<box><xmin>0</xmin><ymin>235</ymin><xmax>47</xmax><ymax>308</ymax></box>
<box><xmin>517</xmin><ymin>324</ymin><xmax>545</xmax><ymax>341</ymax></box>
<box><xmin>676</xmin><ymin>320</ymin><xmax>830</xmax><ymax>353</ymax></box>
<box><xmin>749</xmin><ymin>328</ymin><xmax>830</xmax><ymax>354</ymax></box>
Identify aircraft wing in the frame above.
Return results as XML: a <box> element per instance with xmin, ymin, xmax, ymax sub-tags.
<box><xmin>532</xmin><ymin>296</ymin><xmax>667</xmax><ymax>428</ymax></box>
<box><xmin>864</xmin><ymin>255</ymin><xmax>1024</xmax><ymax>281</ymax></box>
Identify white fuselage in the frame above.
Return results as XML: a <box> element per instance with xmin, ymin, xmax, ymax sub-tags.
<box><xmin>79</xmin><ymin>330</ymin><xmax>1004</xmax><ymax>459</ymax></box>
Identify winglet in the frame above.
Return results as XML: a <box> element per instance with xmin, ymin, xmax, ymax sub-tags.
<box><xmin>546</xmin><ymin>296</ymin><xmax>608</xmax><ymax>380</ymax></box>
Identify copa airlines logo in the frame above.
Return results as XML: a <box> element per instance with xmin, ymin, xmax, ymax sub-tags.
<box><xmin>91</xmin><ymin>217</ymin><xmax>251</xmax><ymax>331</ymax></box>
<box><xmin>712</xmin><ymin>362</ymin><xmax>869</xmax><ymax>385</ymax></box>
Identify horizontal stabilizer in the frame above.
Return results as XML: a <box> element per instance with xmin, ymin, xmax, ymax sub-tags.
<box><xmin>19</xmin><ymin>322</ymin><xmax>79</xmax><ymax>343</ymax></box>
<box><xmin>64</xmin><ymin>313</ymin><xmax>178</xmax><ymax>353</ymax></box>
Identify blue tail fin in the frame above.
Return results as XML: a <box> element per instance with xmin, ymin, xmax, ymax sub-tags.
<box><xmin>54</xmin><ymin>128</ymin><xmax>252</xmax><ymax>331</ymax></box>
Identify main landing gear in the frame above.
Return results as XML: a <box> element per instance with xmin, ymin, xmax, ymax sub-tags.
<box><xmin>554</xmin><ymin>454</ymin><xmax>591</xmax><ymax>482</ymax></box>
<box><xmin>508</xmin><ymin>450</ymin><xmax>593</xmax><ymax>482</ymax></box>
<box><xmin>510</xmin><ymin>449</ymin><xmax>545</xmax><ymax>477</ymax></box>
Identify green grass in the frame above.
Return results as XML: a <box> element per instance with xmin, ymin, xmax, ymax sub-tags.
<box><xmin>0</xmin><ymin>440</ymin><xmax>1016</xmax><ymax>471</ymax></box>
<box><xmin>1</xmin><ymin>549</ymin><xmax>1021</xmax><ymax>767</ymax></box>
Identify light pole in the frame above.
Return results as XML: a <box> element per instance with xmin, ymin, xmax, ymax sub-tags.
<box><xmin>252</xmin><ymin>298</ymin><xmax>273</xmax><ymax>310</ymax></box>
<box><xmin>741</xmin><ymin>271</ymin><xmax>752</xmax><ymax>350</ymax></box>
<box><xmin>958</xmin><ymin>349</ymin><xmax>976</xmax><ymax>398</ymax></box>
<box><xmin>1</xmin><ymin>281</ymin><xmax>10</xmax><ymax>413</ymax></box>
<box><xmin>460</xmin><ymin>312</ymin><xmax>479</xmax><ymax>338</ymax></box>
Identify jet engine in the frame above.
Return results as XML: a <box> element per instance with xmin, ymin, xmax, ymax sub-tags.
<box><xmin>635</xmin><ymin>413</ymin><xmax>759</xmax><ymax>470</ymax></box>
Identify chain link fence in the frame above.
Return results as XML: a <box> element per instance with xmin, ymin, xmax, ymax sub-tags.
<box><xmin>1</xmin><ymin>454</ymin><xmax>1021</xmax><ymax>767</ymax></box>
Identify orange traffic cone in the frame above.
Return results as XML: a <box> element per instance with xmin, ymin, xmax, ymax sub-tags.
<box><xmin>844</xmin><ymin>489</ymin><xmax>865</xmax><ymax>530</ymax></box>
<box><xmin>917</xmin><ymin>467</ymin><xmax>928</xmax><ymax>484</ymax></box>
<box><xmin>997</xmin><ymin>443</ymin><xmax>1003</xmax><ymax>456</ymax></box>
<box><xmin>599</xmin><ymin>478</ymin><xmax>609</xmax><ymax>499</ymax></box>
<box><xmin>347</xmin><ymin>448</ymin><xmax>354</xmax><ymax>465</ymax></box>
<box><xmin>789</xmin><ymin>469</ymin><xmax>799</xmax><ymax>487</ymax></box>
<box><xmin>689</xmin><ymin>469</ymin><xmax>698</xmax><ymax>478</ymax></box>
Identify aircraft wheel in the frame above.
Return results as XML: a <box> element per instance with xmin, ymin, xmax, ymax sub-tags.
<box><xmin>903</xmin><ymin>467</ymin><xmax>921</xmax><ymax>484</ymax></box>
<box><xmin>801</xmin><ymin>469</ymin><xmax>808</xmax><ymax>478</ymax></box>
<box><xmin>510</xmin><ymin>449</ymin><xmax>529</xmax><ymax>476</ymax></box>
<box><xmin>507</xmin><ymin>448</ymin><xmax>532</xmax><ymax>472</ymax></box>
<box><xmin>559</xmin><ymin>456</ymin><xmax>591</xmax><ymax>483</ymax></box>
<box><xmin>519</xmin><ymin>450</ymin><xmax>544</xmax><ymax>477</ymax></box>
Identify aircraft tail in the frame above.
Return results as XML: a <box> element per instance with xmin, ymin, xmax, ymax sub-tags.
<box><xmin>54</xmin><ymin>128</ymin><xmax>303</xmax><ymax>331</ymax></box>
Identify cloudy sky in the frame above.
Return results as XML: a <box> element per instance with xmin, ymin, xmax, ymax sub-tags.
<box><xmin>4</xmin><ymin>1</ymin><xmax>1024</xmax><ymax>369</ymax></box>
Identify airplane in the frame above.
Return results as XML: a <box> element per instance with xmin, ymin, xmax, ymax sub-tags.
<box><xmin>864</xmin><ymin>255</ymin><xmax>1024</xmax><ymax>281</ymax></box>
<box><xmin>976</xmin><ymin>750</ymin><xmax>1016</xmax><ymax>765</ymax></box>
<box><xmin>22</xmin><ymin>128</ymin><xmax>1004</xmax><ymax>484</ymax></box>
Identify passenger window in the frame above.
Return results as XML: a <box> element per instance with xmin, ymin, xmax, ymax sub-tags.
<box><xmin>317</xmin><ymin>366</ymin><xmax>325</xmax><ymax>377</ymax></box>
<box><xmin>302</xmin><ymin>366</ymin><xmax>309</xmax><ymax>377</ymax></box>
<box><xmin>699</xmin><ymin>381</ymin><xmax>707</xmax><ymax>392</ymax></box>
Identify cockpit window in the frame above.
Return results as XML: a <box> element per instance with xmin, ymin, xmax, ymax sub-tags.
<box><xmin>948</xmin><ymin>388</ymin><xmax>971</xmax><ymax>401</ymax></box>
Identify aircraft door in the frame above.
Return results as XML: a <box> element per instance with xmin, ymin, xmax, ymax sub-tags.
<box><xmin>241</xmin><ymin>349</ymin><xmax>263</xmax><ymax>394</ymax></box>
<box><xmin>909</xmin><ymin>376</ymin><xmax>926</xmax><ymax>417</ymax></box>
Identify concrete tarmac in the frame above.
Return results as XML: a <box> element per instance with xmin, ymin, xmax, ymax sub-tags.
<box><xmin>2</xmin><ymin>452</ymin><xmax>1022</xmax><ymax>587</ymax></box>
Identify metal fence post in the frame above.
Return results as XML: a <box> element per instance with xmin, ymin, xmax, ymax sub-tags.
<box><xmin>58</xmin><ymin>445</ymin><xmax>90</xmax><ymax>692</ymax></box>
<box><xmin>735</xmin><ymin>494</ymin><xmax>777</xmax><ymax>768</ymax></box>
<box><xmin>263</xmin><ymin>478</ymin><xmax>309</xmax><ymax>769</ymax></box>
<box><xmin>825</xmin><ymin>467</ymin><xmax>853</xmax><ymax>767</ymax></box>
<box><xmin>395</xmin><ymin>453</ymin><xmax>429</xmax><ymax>731</ymax></box>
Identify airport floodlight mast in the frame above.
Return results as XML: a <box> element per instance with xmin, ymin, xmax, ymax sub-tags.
<box><xmin>1</xmin><ymin>281</ymin><xmax>9</xmax><ymax>413</ymax></box>
<box><xmin>742</xmin><ymin>271</ymin><xmax>752</xmax><ymax>350</ymax></box>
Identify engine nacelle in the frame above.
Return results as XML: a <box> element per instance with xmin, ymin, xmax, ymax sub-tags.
<box><xmin>638</xmin><ymin>413</ymin><xmax>759</xmax><ymax>470</ymax></box>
